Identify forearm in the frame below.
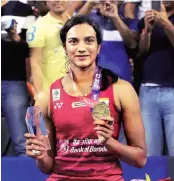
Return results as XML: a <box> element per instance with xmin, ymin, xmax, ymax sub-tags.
<box><xmin>137</xmin><ymin>30</ymin><xmax>151</xmax><ymax>57</ymax></box>
<box><xmin>77</xmin><ymin>1</ymin><xmax>93</xmax><ymax>15</ymax></box>
<box><xmin>26</xmin><ymin>58</ymin><xmax>31</xmax><ymax>82</ymax></box>
<box><xmin>112</xmin><ymin>16</ymin><xmax>138</xmax><ymax>49</ymax></box>
<box><xmin>37</xmin><ymin>153</ymin><xmax>54</xmax><ymax>174</ymax></box>
<box><xmin>164</xmin><ymin>21</ymin><xmax>174</xmax><ymax>47</ymax></box>
<box><xmin>105</xmin><ymin>137</ymin><xmax>146</xmax><ymax>168</ymax></box>
<box><xmin>31</xmin><ymin>62</ymin><xmax>43</xmax><ymax>93</ymax></box>
<box><xmin>68</xmin><ymin>1</ymin><xmax>84</xmax><ymax>16</ymax></box>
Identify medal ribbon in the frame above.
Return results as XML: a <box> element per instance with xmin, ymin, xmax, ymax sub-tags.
<box><xmin>69</xmin><ymin>66</ymin><xmax>102</xmax><ymax>110</ymax></box>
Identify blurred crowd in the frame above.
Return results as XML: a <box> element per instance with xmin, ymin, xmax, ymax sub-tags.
<box><xmin>1</xmin><ymin>0</ymin><xmax>174</xmax><ymax>156</ymax></box>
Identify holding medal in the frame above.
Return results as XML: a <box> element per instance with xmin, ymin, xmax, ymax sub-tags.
<box><xmin>25</xmin><ymin>14</ymin><xmax>147</xmax><ymax>181</ymax></box>
<box><xmin>70</xmin><ymin>64</ymin><xmax>114</xmax><ymax>143</ymax></box>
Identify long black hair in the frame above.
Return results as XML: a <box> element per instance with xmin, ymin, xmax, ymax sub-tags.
<box><xmin>60</xmin><ymin>15</ymin><xmax>118</xmax><ymax>91</ymax></box>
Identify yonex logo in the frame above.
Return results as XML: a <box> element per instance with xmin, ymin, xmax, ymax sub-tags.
<box><xmin>54</xmin><ymin>102</ymin><xmax>63</xmax><ymax>109</ymax></box>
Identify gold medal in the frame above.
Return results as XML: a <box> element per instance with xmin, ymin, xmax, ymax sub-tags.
<box><xmin>92</xmin><ymin>102</ymin><xmax>110</xmax><ymax>119</ymax></box>
<box><xmin>92</xmin><ymin>102</ymin><xmax>114</xmax><ymax>125</ymax></box>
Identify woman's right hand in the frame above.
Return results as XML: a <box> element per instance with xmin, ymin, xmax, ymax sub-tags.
<box><xmin>25</xmin><ymin>133</ymin><xmax>46</xmax><ymax>160</ymax></box>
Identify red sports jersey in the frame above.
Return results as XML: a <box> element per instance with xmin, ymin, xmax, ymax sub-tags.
<box><xmin>47</xmin><ymin>78</ymin><xmax>123</xmax><ymax>181</ymax></box>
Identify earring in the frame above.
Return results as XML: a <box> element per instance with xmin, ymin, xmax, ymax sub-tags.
<box><xmin>64</xmin><ymin>52</ymin><xmax>68</xmax><ymax>60</ymax></box>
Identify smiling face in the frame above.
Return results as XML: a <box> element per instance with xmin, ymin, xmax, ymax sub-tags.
<box><xmin>65</xmin><ymin>23</ymin><xmax>101</xmax><ymax>70</ymax></box>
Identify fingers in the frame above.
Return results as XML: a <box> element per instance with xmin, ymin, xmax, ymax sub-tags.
<box><xmin>93</xmin><ymin>118</ymin><xmax>114</xmax><ymax>144</ymax></box>
<box><xmin>24</xmin><ymin>133</ymin><xmax>36</xmax><ymax>139</ymax></box>
<box><xmin>25</xmin><ymin>132</ymin><xmax>46</xmax><ymax>160</ymax></box>
<box><xmin>103</xmin><ymin>116</ymin><xmax>114</xmax><ymax>122</ymax></box>
<box><xmin>26</xmin><ymin>149</ymin><xmax>44</xmax><ymax>160</ymax></box>
<box><xmin>26</xmin><ymin>144</ymin><xmax>45</xmax><ymax>152</ymax></box>
<box><xmin>93</xmin><ymin>117</ymin><xmax>114</xmax><ymax>130</ymax></box>
<box><xmin>145</xmin><ymin>12</ymin><xmax>155</xmax><ymax>29</ymax></box>
<box><xmin>100</xmin><ymin>1</ymin><xmax>116</xmax><ymax>15</ymax></box>
<box><xmin>145</xmin><ymin>11</ymin><xmax>155</xmax><ymax>22</ymax></box>
<box><xmin>26</xmin><ymin>148</ymin><xmax>41</xmax><ymax>156</ymax></box>
<box><xmin>26</xmin><ymin>141</ymin><xmax>46</xmax><ymax>160</ymax></box>
<box><xmin>145</xmin><ymin>11</ymin><xmax>155</xmax><ymax>17</ymax></box>
<box><xmin>94</xmin><ymin>125</ymin><xmax>113</xmax><ymax>136</ymax></box>
<box><xmin>161</xmin><ymin>4</ymin><xmax>166</xmax><ymax>13</ymax></box>
<box><xmin>96</xmin><ymin>130</ymin><xmax>111</xmax><ymax>140</ymax></box>
<box><xmin>145</xmin><ymin>18</ymin><xmax>154</xmax><ymax>27</ymax></box>
<box><xmin>26</xmin><ymin>138</ymin><xmax>45</xmax><ymax>147</ymax></box>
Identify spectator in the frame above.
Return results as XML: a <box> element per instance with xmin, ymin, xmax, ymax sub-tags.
<box><xmin>124</xmin><ymin>0</ymin><xmax>152</xmax><ymax>20</ymax></box>
<box><xmin>137</xmin><ymin>1</ymin><xmax>174</xmax><ymax>156</ymax></box>
<box><xmin>27</xmin><ymin>1</ymin><xmax>82</xmax><ymax>95</ymax></box>
<box><xmin>124</xmin><ymin>0</ymin><xmax>154</xmax><ymax>94</ymax></box>
<box><xmin>1</xmin><ymin>0</ymin><xmax>35</xmax><ymax>155</ymax></box>
<box><xmin>78</xmin><ymin>0</ymin><xmax>138</xmax><ymax>83</ymax></box>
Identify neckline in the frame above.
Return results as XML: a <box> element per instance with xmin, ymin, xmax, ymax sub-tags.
<box><xmin>47</xmin><ymin>12</ymin><xmax>71</xmax><ymax>25</ymax></box>
<box><xmin>60</xmin><ymin>78</ymin><xmax>91</xmax><ymax>99</ymax></box>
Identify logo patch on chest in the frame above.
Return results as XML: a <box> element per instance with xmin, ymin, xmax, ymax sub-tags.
<box><xmin>54</xmin><ymin>102</ymin><xmax>63</xmax><ymax>109</ymax></box>
<box><xmin>71</xmin><ymin>98</ymin><xmax>109</xmax><ymax>108</ymax></box>
<box><xmin>52</xmin><ymin>89</ymin><xmax>60</xmax><ymax>102</ymax></box>
<box><xmin>72</xmin><ymin>101</ymin><xmax>87</xmax><ymax>108</ymax></box>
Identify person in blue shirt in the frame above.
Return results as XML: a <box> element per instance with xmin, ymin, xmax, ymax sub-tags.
<box><xmin>78</xmin><ymin>0</ymin><xmax>139</xmax><ymax>83</ymax></box>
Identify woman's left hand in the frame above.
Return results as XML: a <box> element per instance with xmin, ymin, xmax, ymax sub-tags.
<box><xmin>153</xmin><ymin>5</ymin><xmax>169</xmax><ymax>27</ymax></box>
<box><xmin>93</xmin><ymin>116</ymin><xmax>114</xmax><ymax>144</ymax></box>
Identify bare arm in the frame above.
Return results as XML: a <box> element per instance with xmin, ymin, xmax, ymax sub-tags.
<box><xmin>67</xmin><ymin>1</ymin><xmax>84</xmax><ymax>16</ymax></box>
<box><xmin>100</xmin><ymin>2</ymin><xmax>138</xmax><ymax>49</ymax></box>
<box><xmin>161</xmin><ymin>16</ymin><xmax>174</xmax><ymax>47</ymax></box>
<box><xmin>26</xmin><ymin>58</ymin><xmax>31</xmax><ymax>82</ymax></box>
<box><xmin>137</xmin><ymin>30</ymin><xmax>151</xmax><ymax>58</ymax></box>
<box><xmin>153</xmin><ymin>5</ymin><xmax>174</xmax><ymax>47</ymax></box>
<box><xmin>77</xmin><ymin>1</ymin><xmax>95</xmax><ymax>15</ymax></box>
<box><xmin>35</xmin><ymin>90</ymin><xmax>56</xmax><ymax>174</ymax></box>
<box><xmin>30</xmin><ymin>47</ymin><xmax>44</xmax><ymax>93</ymax></box>
<box><xmin>105</xmin><ymin>80</ymin><xmax>147</xmax><ymax>168</ymax></box>
<box><xmin>137</xmin><ymin>11</ymin><xmax>155</xmax><ymax>57</ymax></box>
<box><xmin>112</xmin><ymin>16</ymin><xmax>138</xmax><ymax>49</ymax></box>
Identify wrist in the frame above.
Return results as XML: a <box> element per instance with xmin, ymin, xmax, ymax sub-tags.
<box><xmin>104</xmin><ymin>137</ymin><xmax>114</xmax><ymax>147</ymax></box>
<box><xmin>142</xmin><ymin>28</ymin><xmax>152</xmax><ymax>35</ymax></box>
<box><xmin>36</xmin><ymin>154</ymin><xmax>53</xmax><ymax>173</ymax></box>
<box><xmin>111</xmin><ymin>14</ymin><xmax>120</xmax><ymax>23</ymax></box>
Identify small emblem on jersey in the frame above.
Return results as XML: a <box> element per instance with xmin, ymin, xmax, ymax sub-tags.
<box><xmin>72</xmin><ymin>101</ymin><xmax>87</xmax><ymax>108</ymax></box>
<box><xmin>58</xmin><ymin>139</ymin><xmax>69</xmax><ymax>153</ymax></box>
<box><xmin>99</xmin><ymin>98</ymin><xmax>109</xmax><ymax>106</ymax></box>
<box><xmin>54</xmin><ymin>102</ymin><xmax>63</xmax><ymax>109</ymax></box>
<box><xmin>52</xmin><ymin>89</ymin><xmax>60</xmax><ymax>102</ymax></box>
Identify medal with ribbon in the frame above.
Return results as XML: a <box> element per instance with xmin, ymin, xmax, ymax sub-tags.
<box><xmin>70</xmin><ymin>67</ymin><xmax>111</xmax><ymax>119</ymax></box>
